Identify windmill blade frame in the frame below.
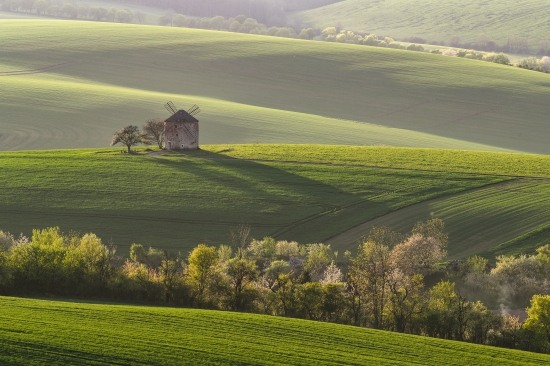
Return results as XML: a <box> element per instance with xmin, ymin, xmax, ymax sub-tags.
<box><xmin>164</xmin><ymin>101</ymin><xmax>178</xmax><ymax>114</ymax></box>
<box><xmin>187</xmin><ymin>104</ymin><xmax>201</xmax><ymax>116</ymax></box>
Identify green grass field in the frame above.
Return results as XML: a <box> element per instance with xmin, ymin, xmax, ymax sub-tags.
<box><xmin>291</xmin><ymin>0</ymin><xmax>550</xmax><ymax>45</ymax></box>
<box><xmin>0</xmin><ymin>146</ymin><xmax>503</xmax><ymax>255</ymax></box>
<box><xmin>0</xmin><ymin>296</ymin><xmax>547</xmax><ymax>365</ymax></box>
<box><xmin>328</xmin><ymin>180</ymin><xmax>550</xmax><ymax>259</ymax></box>
<box><xmin>2</xmin><ymin>20</ymin><xmax>550</xmax><ymax>154</ymax></box>
<box><xmin>1</xmin><ymin>144</ymin><xmax>550</xmax><ymax>259</ymax></box>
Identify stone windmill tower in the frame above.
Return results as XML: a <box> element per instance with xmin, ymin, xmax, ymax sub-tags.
<box><xmin>164</xmin><ymin>101</ymin><xmax>201</xmax><ymax>150</ymax></box>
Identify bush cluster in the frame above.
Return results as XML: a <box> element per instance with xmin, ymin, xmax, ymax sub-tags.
<box><xmin>516</xmin><ymin>56</ymin><xmax>550</xmax><ymax>73</ymax></box>
<box><xmin>1</xmin><ymin>220</ymin><xmax>550</xmax><ymax>354</ymax></box>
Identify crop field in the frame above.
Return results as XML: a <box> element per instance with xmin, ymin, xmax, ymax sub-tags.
<box><xmin>0</xmin><ymin>146</ymin><xmax>503</xmax><ymax>255</ymax></box>
<box><xmin>328</xmin><ymin>180</ymin><xmax>550</xmax><ymax>259</ymax></box>
<box><xmin>291</xmin><ymin>0</ymin><xmax>550</xmax><ymax>44</ymax></box>
<box><xmin>1</xmin><ymin>20</ymin><xmax>550</xmax><ymax>153</ymax></box>
<box><xmin>204</xmin><ymin>144</ymin><xmax>550</xmax><ymax>178</ymax></box>
<box><xmin>0</xmin><ymin>297</ymin><xmax>547</xmax><ymax>365</ymax></box>
<box><xmin>1</xmin><ymin>144</ymin><xmax>550</xmax><ymax>258</ymax></box>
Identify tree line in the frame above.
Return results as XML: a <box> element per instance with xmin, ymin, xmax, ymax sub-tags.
<box><xmin>0</xmin><ymin>0</ymin><xmax>140</xmax><ymax>23</ymax></box>
<box><xmin>1</xmin><ymin>219</ymin><xmax>550</xmax><ymax>354</ymax></box>
<box><xmin>4</xmin><ymin>0</ymin><xmax>550</xmax><ymax>59</ymax></box>
<box><xmin>4</xmin><ymin>0</ymin><xmax>550</xmax><ymax>73</ymax></box>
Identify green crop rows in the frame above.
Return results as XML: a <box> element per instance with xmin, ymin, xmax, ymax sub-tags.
<box><xmin>0</xmin><ymin>147</ymin><xmax>501</xmax><ymax>255</ymax></box>
<box><xmin>203</xmin><ymin>144</ymin><xmax>550</xmax><ymax>178</ymax></box>
<box><xmin>0</xmin><ymin>297</ymin><xmax>547</xmax><ymax>365</ymax></box>
<box><xmin>329</xmin><ymin>179</ymin><xmax>550</xmax><ymax>259</ymax></box>
<box><xmin>1</xmin><ymin>20</ymin><xmax>550</xmax><ymax>153</ymax></box>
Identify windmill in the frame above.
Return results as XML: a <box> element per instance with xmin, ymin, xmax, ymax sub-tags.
<box><xmin>163</xmin><ymin>101</ymin><xmax>201</xmax><ymax>150</ymax></box>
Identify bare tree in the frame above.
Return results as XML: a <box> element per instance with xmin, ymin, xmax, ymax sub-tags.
<box><xmin>111</xmin><ymin>125</ymin><xmax>143</xmax><ymax>153</ymax></box>
<box><xmin>159</xmin><ymin>250</ymin><xmax>183</xmax><ymax>303</ymax></box>
<box><xmin>230</xmin><ymin>224</ymin><xmax>251</xmax><ymax>254</ymax></box>
<box><xmin>349</xmin><ymin>240</ymin><xmax>393</xmax><ymax>329</ymax></box>
<box><xmin>134</xmin><ymin>10</ymin><xmax>146</xmax><ymax>24</ymax></box>
<box><xmin>142</xmin><ymin>118</ymin><xmax>165</xmax><ymax>149</ymax></box>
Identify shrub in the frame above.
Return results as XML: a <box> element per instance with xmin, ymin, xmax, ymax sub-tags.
<box><xmin>173</xmin><ymin>14</ymin><xmax>186</xmax><ymax>27</ymax></box>
<box><xmin>518</xmin><ymin>57</ymin><xmax>541</xmax><ymax>71</ymax></box>
<box><xmin>229</xmin><ymin>21</ymin><xmax>241</xmax><ymax>32</ymax></box>
<box><xmin>362</xmin><ymin>34</ymin><xmax>378</xmax><ymax>46</ymax></box>
<box><xmin>199</xmin><ymin>17</ymin><xmax>210</xmax><ymax>29</ymax></box>
<box><xmin>483</xmin><ymin>52</ymin><xmax>510</xmax><ymax>65</ymax></box>
<box><xmin>406</xmin><ymin>44</ymin><xmax>424</xmax><ymax>52</ymax></box>
<box><xmin>209</xmin><ymin>16</ymin><xmax>225</xmax><ymax>30</ymax></box>
<box><xmin>321</xmin><ymin>27</ymin><xmax>336</xmax><ymax>40</ymax></box>
<box><xmin>335</xmin><ymin>32</ymin><xmax>347</xmax><ymax>43</ymax></box>
<box><xmin>442</xmin><ymin>48</ymin><xmax>457</xmax><ymax>57</ymax></box>
<box><xmin>114</xmin><ymin>9</ymin><xmax>132</xmax><ymax>23</ymax></box>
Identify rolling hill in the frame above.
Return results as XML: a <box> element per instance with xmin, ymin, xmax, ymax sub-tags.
<box><xmin>1</xmin><ymin>20</ymin><xmax>550</xmax><ymax>153</ymax></box>
<box><xmin>0</xmin><ymin>144</ymin><xmax>549</xmax><ymax>259</ymax></box>
<box><xmin>0</xmin><ymin>296</ymin><xmax>547</xmax><ymax>365</ymax></box>
<box><xmin>291</xmin><ymin>0</ymin><xmax>550</xmax><ymax>45</ymax></box>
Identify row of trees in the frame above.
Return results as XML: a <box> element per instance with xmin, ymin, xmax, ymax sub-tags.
<box><xmin>1</xmin><ymin>220</ymin><xmax>550</xmax><ymax>353</ymax></box>
<box><xmin>111</xmin><ymin>120</ymin><xmax>165</xmax><ymax>153</ymax></box>
<box><xmin>3</xmin><ymin>1</ymin><xmax>546</xmax><ymax>71</ymax></box>
<box><xmin>158</xmin><ymin>12</ymin><xmax>314</xmax><ymax>39</ymax></box>
<box><xmin>0</xmin><ymin>0</ymin><xmax>142</xmax><ymax>23</ymax></box>
<box><xmin>120</xmin><ymin>0</ymin><xmax>339</xmax><ymax>25</ymax></box>
<box><xmin>4</xmin><ymin>0</ymin><xmax>550</xmax><ymax>57</ymax></box>
<box><xmin>517</xmin><ymin>56</ymin><xmax>550</xmax><ymax>72</ymax></box>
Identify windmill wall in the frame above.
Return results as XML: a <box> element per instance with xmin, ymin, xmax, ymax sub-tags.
<box><xmin>165</xmin><ymin>121</ymin><xmax>199</xmax><ymax>150</ymax></box>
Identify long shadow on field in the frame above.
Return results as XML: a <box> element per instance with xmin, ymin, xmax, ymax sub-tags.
<box><xmin>152</xmin><ymin>149</ymin><xmax>393</xmax><ymax>247</ymax></box>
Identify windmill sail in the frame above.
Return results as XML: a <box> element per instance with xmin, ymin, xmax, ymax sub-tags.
<box><xmin>164</xmin><ymin>101</ymin><xmax>178</xmax><ymax>114</ymax></box>
<box><xmin>187</xmin><ymin>104</ymin><xmax>201</xmax><ymax>116</ymax></box>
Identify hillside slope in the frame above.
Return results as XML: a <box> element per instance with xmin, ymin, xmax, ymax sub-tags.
<box><xmin>1</xmin><ymin>145</ymin><xmax>550</xmax><ymax>258</ymax></box>
<box><xmin>1</xmin><ymin>20</ymin><xmax>550</xmax><ymax>153</ymax></box>
<box><xmin>0</xmin><ymin>146</ymin><xmax>503</xmax><ymax>255</ymax></box>
<box><xmin>292</xmin><ymin>0</ymin><xmax>550</xmax><ymax>44</ymax></box>
<box><xmin>0</xmin><ymin>297</ymin><xmax>548</xmax><ymax>365</ymax></box>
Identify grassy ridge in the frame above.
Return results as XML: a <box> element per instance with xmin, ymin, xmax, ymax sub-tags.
<box><xmin>292</xmin><ymin>0</ymin><xmax>550</xmax><ymax>44</ymax></box>
<box><xmin>2</xmin><ymin>144</ymin><xmax>550</xmax><ymax>258</ymax></box>
<box><xmin>0</xmin><ymin>296</ymin><xmax>547</xmax><ymax>365</ymax></box>
<box><xmin>0</xmin><ymin>146</ymin><xmax>500</xmax><ymax>255</ymax></box>
<box><xmin>2</xmin><ymin>20</ymin><xmax>550</xmax><ymax>153</ymax></box>
<box><xmin>204</xmin><ymin>144</ymin><xmax>550</xmax><ymax>178</ymax></box>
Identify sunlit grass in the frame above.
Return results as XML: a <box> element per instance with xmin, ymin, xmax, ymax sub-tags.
<box><xmin>0</xmin><ymin>297</ymin><xmax>548</xmax><ymax>365</ymax></box>
<box><xmin>1</xmin><ymin>20</ymin><xmax>550</xmax><ymax>153</ymax></box>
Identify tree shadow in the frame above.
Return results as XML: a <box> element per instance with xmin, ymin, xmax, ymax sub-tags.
<box><xmin>150</xmin><ymin>149</ymin><xmax>392</xmax><ymax>249</ymax></box>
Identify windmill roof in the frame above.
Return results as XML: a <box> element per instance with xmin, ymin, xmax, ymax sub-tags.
<box><xmin>165</xmin><ymin>110</ymin><xmax>199</xmax><ymax>123</ymax></box>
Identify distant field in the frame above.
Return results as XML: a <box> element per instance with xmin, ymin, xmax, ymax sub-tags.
<box><xmin>0</xmin><ymin>297</ymin><xmax>547</xmax><ymax>365</ymax></box>
<box><xmin>291</xmin><ymin>0</ymin><xmax>550</xmax><ymax>44</ymax></box>
<box><xmin>2</xmin><ymin>20</ymin><xmax>550</xmax><ymax>153</ymax></box>
<box><xmin>0</xmin><ymin>146</ymin><xmax>501</xmax><ymax>255</ymax></box>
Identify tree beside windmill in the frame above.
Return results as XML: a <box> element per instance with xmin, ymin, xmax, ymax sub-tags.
<box><xmin>164</xmin><ymin>101</ymin><xmax>201</xmax><ymax>150</ymax></box>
